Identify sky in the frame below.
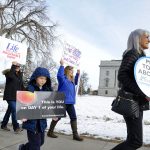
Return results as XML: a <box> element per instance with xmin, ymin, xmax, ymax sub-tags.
<box><xmin>1</xmin><ymin>0</ymin><xmax>150</xmax><ymax>89</ymax></box>
<box><xmin>46</xmin><ymin>0</ymin><xmax>150</xmax><ymax>90</ymax></box>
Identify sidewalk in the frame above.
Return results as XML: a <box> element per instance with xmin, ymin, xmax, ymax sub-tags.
<box><xmin>0</xmin><ymin>126</ymin><xmax>149</xmax><ymax>150</ymax></box>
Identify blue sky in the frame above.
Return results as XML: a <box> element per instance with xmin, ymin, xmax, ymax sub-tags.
<box><xmin>47</xmin><ymin>0</ymin><xmax>150</xmax><ymax>89</ymax></box>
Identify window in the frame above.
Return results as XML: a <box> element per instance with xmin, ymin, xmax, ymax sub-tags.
<box><xmin>106</xmin><ymin>71</ymin><xmax>109</xmax><ymax>76</ymax></box>
<box><xmin>105</xmin><ymin>90</ymin><xmax>108</xmax><ymax>94</ymax></box>
<box><xmin>104</xmin><ymin>78</ymin><xmax>109</xmax><ymax>87</ymax></box>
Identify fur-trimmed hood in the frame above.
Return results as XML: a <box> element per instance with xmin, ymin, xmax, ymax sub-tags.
<box><xmin>2</xmin><ymin>69</ymin><xmax>10</xmax><ymax>75</ymax></box>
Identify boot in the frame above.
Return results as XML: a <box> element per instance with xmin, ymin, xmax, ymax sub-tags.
<box><xmin>71</xmin><ymin>120</ymin><xmax>83</xmax><ymax>141</ymax></box>
<box><xmin>14</xmin><ymin>127</ymin><xmax>23</xmax><ymax>134</ymax></box>
<box><xmin>1</xmin><ymin>126</ymin><xmax>11</xmax><ymax>131</ymax></box>
<box><xmin>47</xmin><ymin>120</ymin><xmax>58</xmax><ymax>138</ymax></box>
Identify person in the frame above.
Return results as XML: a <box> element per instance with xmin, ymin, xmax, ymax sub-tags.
<box><xmin>111</xmin><ymin>29</ymin><xmax>150</xmax><ymax>150</ymax></box>
<box><xmin>1</xmin><ymin>61</ymin><xmax>24</xmax><ymax>133</ymax></box>
<box><xmin>47</xmin><ymin>59</ymin><xmax>83</xmax><ymax>141</ymax></box>
<box><xmin>18</xmin><ymin>67</ymin><xmax>52</xmax><ymax>150</ymax></box>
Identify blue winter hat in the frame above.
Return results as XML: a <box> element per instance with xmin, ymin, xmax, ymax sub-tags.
<box><xmin>29</xmin><ymin>67</ymin><xmax>52</xmax><ymax>88</ymax></box>
<box><xmin>29</xmin><ymin>67</ymin><xmax>50</xmax><ymax>82</ymax></box>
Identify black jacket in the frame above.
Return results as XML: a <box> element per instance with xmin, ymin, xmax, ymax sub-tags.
<box><xmin>118</xmin><ymin>49</ymin><xmax>146</xmax><ymax>105</ymax></box>
<box><xmin>3</xmin><ymin>65</ymin><xmax>24</xmax><ymax>101</ymax></box>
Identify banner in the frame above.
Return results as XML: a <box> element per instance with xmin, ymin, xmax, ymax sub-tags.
<box><xmin>0</xmin><ymin>36</ymin><xmax>27</xmax><ymax>65</ymax></box>
<box><xmin>62</xmin><ymin>42</ymin><xmax>81</xmax><ymax>68</ymax></box>
<box><xmin>16</xmin><ymin>91</ymin><xmax>66</xmax><ymax>120</ymax></box>
<box><xmin>134</xmin><ymin>56</ymin><xmax>150</xmax><ymax>97</ymax></box>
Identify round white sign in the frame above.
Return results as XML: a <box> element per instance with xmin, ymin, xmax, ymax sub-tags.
<box><xmin>134</xmin><ymin>56</ymin><xmax>150</xmax><ymax>97</ymax></box>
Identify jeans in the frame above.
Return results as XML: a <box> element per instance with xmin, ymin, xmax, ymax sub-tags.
<box><xmin>66</xmin><ymin>104</ymin><xmax>77</xmax><ymax>121</ymax></box>
<box><xmin>111</xmin><ymin>111</ymin><xmax>143</xmax><ymax>150</ymax></box>
<box><xmin>21</xmin><ymin>130</ymin><xmax>45</xmax><ymax>150</ymax></box>
<box><xmin>1</xmin><ymin>101</ymin><xmax>19</xmax><ymax>131</ymax></box>
<box><xmin>56</xmin><ymin>104</ymin><xmax>77</xmax><ymax>122</ymax></box>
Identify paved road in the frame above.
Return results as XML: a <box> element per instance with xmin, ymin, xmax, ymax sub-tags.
<box><xmin>0</xmin><ymin>127</ymin><xmax>149</xmax><ymax>150</ymax></box>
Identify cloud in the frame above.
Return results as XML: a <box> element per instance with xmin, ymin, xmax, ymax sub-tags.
<box><xmin>52</xmin><ymin>28</ymin><xmax>115</xmax><ymax>89</ymax></box>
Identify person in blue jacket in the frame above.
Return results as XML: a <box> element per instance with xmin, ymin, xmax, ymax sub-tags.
<box><xmin>47</xmin><ymin>59</ymin><xmax>83</xmax><ymax>141</ymax></box>
<box><xmin>19</xmin><ymin>67</ymin><xmax>52</xmax><ymax>150</ymax></box>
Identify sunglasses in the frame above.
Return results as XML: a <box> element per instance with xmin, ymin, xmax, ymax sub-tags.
<box><xmin>15</xmin><ymin>65</ymin><xmax>20</xmax><ymax>68</ymax></box>
<box><xmin>69</xmin><ymin>67</ymin><xmax>73</xmax><ymax>70</ymax></box>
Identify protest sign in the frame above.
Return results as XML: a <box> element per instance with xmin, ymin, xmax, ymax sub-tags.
<box><xmin>16</xmin><ymin>91</ymin><xmax>66</xmax><ymax>120</ymax></box>
<box><xmin>134</xmin><ymin>56</ymin><xmax>150</xmax><ymax>98</ymax></box>
<box><xmin>62</xmin><ymin>42</ymin><xmax>81</xmax><ymax>68</ymax></box>
<box><xmin>0</xmin><ymin>36</ymin><xmax>27</xmax><ymax>65</ymax></box>
<box><xmin>0</xmin><ymin>36</ymin><xmax>27</xmax><ymax>82</ymax></box>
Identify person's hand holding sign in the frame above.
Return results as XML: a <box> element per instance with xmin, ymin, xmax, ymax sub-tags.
<box><xmin>22</xmin><ymin>118</ymin><xmax>27</xmax><ymax>122</ymax></box>
<box><xmin>77</xmin><ymin>69</ymin><xmax>80</xmax><ymax>75</ymax></box>
<box><xmin>60</xmin><ymin>58</ymin><xmax>64</xmax><ymax>66</ymax></box>
<box><xmin>12</xmin><ymin>61</ymin><xmax>19</xmax><ymax>65</ymax></box>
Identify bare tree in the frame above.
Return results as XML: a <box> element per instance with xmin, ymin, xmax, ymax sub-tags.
<box><xmin>78</xmin><ymin>71</ymin><xmax>89</xmax><ymax>95</ymax></box>
<box><xmin>87</xmin><ymin>85</ymin><xmax>92</xmax><ymax>94</ymax></box>
<box><xmin>0</xmin><ymin>0</ymin><xmax>57</xmax><ymax>59</ymax></box>
<box><xmin>23</xmin><ymin>47</ymin><xmax>35</xmax><ymax>87</ymax></box>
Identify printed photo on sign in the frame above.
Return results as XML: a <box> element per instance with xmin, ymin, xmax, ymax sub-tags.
<box><xmin>16</xmin><ymin>91</ymin><xmax>66</xmax><ymax>120</ymax></box>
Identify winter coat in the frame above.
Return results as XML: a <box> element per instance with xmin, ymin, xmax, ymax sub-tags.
<box><xmin>3</xmin><ymin>65</ymin><xmax>24</xmax><ymax>101</ymax></box>
<box><xmin>118</xmin><ymin>49</ymin><xmax>148</xmax><ymax>107</ymax></box>
<box><xmin>57</xmin><ymin>66</ymin><xmax>79</xmax><ymax>104</ymax></box>
<box><xmin>22</xmin><ymin>67</ymin><xmax>52</xmax><ymax>133</ymax></box>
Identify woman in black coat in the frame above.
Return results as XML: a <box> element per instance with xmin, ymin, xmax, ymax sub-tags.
<box><xmin>111</xmin><ymin>29</ymin><xmax>150</xmax><ymax>150</ymax></box>
<box><xmin>1</xmin><ymin>61</ymin><xmax>24</xmax><ymax>133</ymax></box>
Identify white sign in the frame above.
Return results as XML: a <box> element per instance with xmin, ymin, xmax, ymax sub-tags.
<box><xmin>134</xmin><ymin>56</ymin><xmax>150</xmax><ymax>97</ymax></box>
<box><xmin>0</xmin><ymin>36</ymin><xmax>27</xmax><ymax>65</ymax></box>
<box><xmin>62</xmin><ymin>42</ymin><xmax>81</xmax><ymax>68</ymax></box>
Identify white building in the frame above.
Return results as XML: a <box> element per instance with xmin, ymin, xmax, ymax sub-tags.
<box><xmin>98</xmin><ymin>60</ymin><xmax>121</xmax><ymax>97</ymax></box>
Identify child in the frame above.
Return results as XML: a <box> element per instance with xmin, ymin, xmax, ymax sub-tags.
<box><xmin>47</xmin><ymin>59</ymin><xmax>83</xmax><ymax>141</ymax></box>
<box><xmin>19</xmin><ymin>67</ymin><xmax>52</xmax><ymax>150</ymax></box>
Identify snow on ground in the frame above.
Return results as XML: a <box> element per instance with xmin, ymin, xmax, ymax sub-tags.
<box><xmin>1</xmin><ymin>95</ymin><xmax>150</xmax><ymax>144</ymax></box>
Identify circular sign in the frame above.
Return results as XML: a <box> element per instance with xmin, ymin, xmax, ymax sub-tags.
<box><xmin>134</xmin><ymin>56</ymin><xmax>150</xmax><ymax>97</ymax></box>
